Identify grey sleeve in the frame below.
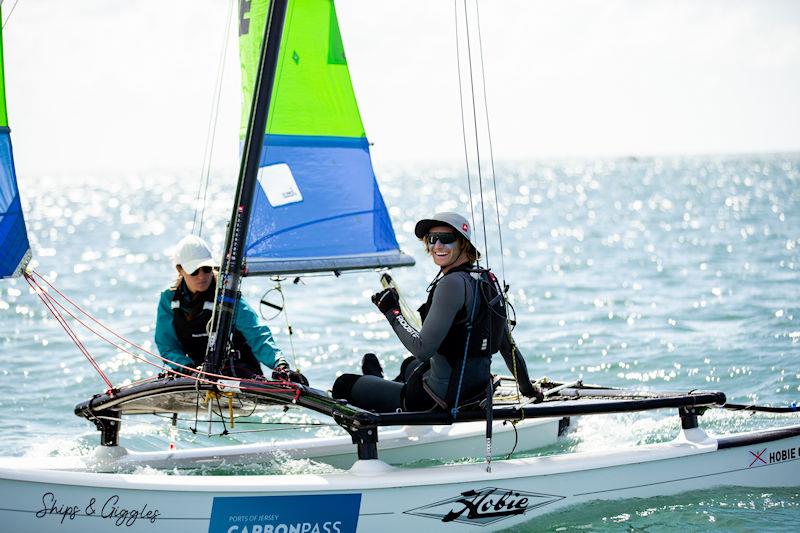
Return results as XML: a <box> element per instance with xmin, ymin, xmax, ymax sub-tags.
<box><xmin>386</xmin><ymin>275</ymin><xmax>466</xmax><ymax>363</ymax></box>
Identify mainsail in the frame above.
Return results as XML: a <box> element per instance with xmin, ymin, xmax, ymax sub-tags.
<box><xmin>238</xmin><ymin>0</ymin><xmax>414</xmax><ymax>275</ymax></box>
<box><xmin>0</xmin><ymin>9</ymin><xmax>31</xmax><ymax>279</ymax></box>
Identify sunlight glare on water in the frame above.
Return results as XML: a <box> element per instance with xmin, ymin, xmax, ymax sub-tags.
<box><xmin>0</xmin><ymin>155</ymin><xmax>798</xmax><ymax>530</ymax></box>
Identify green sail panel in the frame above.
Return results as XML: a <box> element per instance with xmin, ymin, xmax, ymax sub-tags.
<box><xmin>238</xmin><ymin>0</ymin><xmax>412</xmax><ymax>275</ymax></box>
<box><xmin>239</xmin><ymin>0</ymin><xmax>366</xmax><ymax>139</ymax></box>
<box><xmin>0</xmin><ymin>8</ymin><xmax>33</xmax><ymax>279</ymax></box>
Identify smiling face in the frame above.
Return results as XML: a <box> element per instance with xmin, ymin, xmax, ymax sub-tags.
<box><xmin>426</xmin><ymin>224</ymin><xmax>468</xmax><ymax>272</ymax></box>
<box><xmin>177</xmin><ymin>265</ymin><xmax>213</xmax><ymax>294</ymax></box>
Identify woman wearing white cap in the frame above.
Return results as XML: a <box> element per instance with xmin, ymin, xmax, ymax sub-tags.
<box><xmin>154</xmin><ymin>235</ymin><xmax>302</xmax><ymax>381</ymax></box>
<box><xmin>333</xmin><ymin>212</ymin><xmax>539</xmax><ymax>412</ymax></box>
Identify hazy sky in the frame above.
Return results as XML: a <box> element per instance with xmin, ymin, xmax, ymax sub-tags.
<box><xmin>3</xmin><ymin>0</ymin><xmax>799</xmax><ymax>177</ymax></box>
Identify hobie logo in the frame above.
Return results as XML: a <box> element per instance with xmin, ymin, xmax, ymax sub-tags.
<box><xmin>405</xmin><ymin>487</ymin><xmax>564</xmax><ymax>526</ymax></box>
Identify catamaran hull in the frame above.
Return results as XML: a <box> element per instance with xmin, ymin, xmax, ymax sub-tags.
<box><xmin>0</xmin><ymin>425</ymin><xmax>798</xmax><ymax>532</ymax></box>
<box><xmin>96</xmin><ymin>417</ymin><xmax>565</xmax><ymax>471</ymax></box>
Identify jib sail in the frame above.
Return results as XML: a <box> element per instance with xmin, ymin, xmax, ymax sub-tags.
<box><xmin>238</xmin><ymin>0</ymin><xmax>413</xmax><ymax>275</ymax></box>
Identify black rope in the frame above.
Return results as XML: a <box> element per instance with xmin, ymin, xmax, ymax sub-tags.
<box><xmin>504</xmin><ymin>420</ymin><xmax>519</xmax><ymax>459</ymax></box>
<box><xmin>192</xmin><ymin>0</ymin><xmax>235</xmax><ymax>237</ymax></box>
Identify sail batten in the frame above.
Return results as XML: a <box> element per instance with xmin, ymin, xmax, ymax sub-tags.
<box><xmin>240</xmin><ymin>0</ymin><xmax>413</xmax><ymax>276</ymax></box>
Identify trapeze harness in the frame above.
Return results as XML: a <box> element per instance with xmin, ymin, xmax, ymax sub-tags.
<box><xmin>171</xmin><ymin>280</ymin><xmax>262</xmax><ymax>378</ymax></box>
<box><xmin>409</xmin><ymin>264</ymin><xmax>507</xmax><ymax>409</ymax></box>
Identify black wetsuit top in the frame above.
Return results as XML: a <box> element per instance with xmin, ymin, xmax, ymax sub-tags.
<box><xmin>386</xmin><ymin>264</ymin><xmax>535</xmax><ymax>402</ymax></box>
<box><xmin>171</xmin><ymin>280</ymin><xmax>263</xmax><ymax>378</ymax></box>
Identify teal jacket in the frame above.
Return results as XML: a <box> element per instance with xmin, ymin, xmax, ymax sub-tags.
<box><xmin>154</xmin><ymin>282</ymin><xmax>285</xmax><ymax>371</ymax></box>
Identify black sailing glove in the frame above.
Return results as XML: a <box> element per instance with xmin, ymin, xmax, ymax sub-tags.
<box><xmin>271</xmin><ymin>366</ymin><xmax>309</xmax><ymax>386</ymax></box>
<box><xmin>371</xmin><ymin>287</ymin><xmax>401</xmax><ymax>316</ymax></box>
<box><xmin>287</xmin><ymin>370</ymin><xmax>309</xmax><ymax>386</ymax></box>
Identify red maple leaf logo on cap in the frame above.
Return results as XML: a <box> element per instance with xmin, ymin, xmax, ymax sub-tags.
<box><xmin>462</xmin><ymin>223</ymin><xmax>469</xmax><ymax>231</ymax></box>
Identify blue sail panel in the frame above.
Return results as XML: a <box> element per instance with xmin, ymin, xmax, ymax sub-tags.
<box><xmin>0</xmin><ymin>128</ymin><xmax>30</xmax><ymax>279</ymax></box>
<box><xmin>244</xmin><ymin>134</ymin><xmax>414</xmax><ymax>275</ymax></box>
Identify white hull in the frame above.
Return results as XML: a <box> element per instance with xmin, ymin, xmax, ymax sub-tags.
<box><xmin>24</xmin><ymin>417</ymin><xmax>562</xmax><ymax>472</ymax></box>
<box><xmin>1</xmin><ymin>425</ymin><xmax>798</xmax><ymax>532</ymax></box>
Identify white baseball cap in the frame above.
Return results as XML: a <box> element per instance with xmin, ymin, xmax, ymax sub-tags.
<box><xmin>172</xmin><ymin>235</ymin><xmax>216</xmax><ymax>274</ymax></box>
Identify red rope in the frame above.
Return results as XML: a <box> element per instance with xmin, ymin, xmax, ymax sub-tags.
<box><xmin>29</xmin><ymin>271</ymin><xmax>232</xmax><ymax>379</ymax></box>
<box><xmin>24</xmin><ymin>272</ymin><xmax>114</xmax><ymax>389</ymax></box>
<box><xmin>25</xmin><ymin>270</ymin><xmax>302</xmax><ymax>396</ymax></box>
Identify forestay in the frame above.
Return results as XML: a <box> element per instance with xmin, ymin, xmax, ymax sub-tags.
<box><xmin>239</xmin><ymin>0</ymin><xmax>414</xmax><ymax>275</ymax></box>
<box><xmin>0</xmin><ymin>10</ymin><xmax>31</xmax><ymax>279</ymax></box>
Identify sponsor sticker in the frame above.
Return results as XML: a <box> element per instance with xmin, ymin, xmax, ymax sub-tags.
<box><xmin>34</xmin><ymin>491</ymin><xmax>161</xmax><ymax>526</ymax></box>
<box><xmin>218</xmin><ymin>379</ymin><xmax>242</xmax><ymax>392</ymax></box>
<box><xmin>749</xmin><ymin>446</ymin><xmax>800</xmax><ymax>468</ymax></box>
<box><xmin>405</xmin><ymin>487</ymin><xmax>563</xmax><ymax>526</ymax></box>
<box><xmin>257</xmin><ymin>163</ymin><xmax>303</xmax><ymax>207</ymax></box>
<box><xmin>208</xmin><ymin>493</ymin><xmax>361</xmax><ymax>533</ymax></box>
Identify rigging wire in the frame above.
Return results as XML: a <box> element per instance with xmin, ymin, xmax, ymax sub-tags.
<box><xmin>474</xmin><ymin>0</ymin><xmax>507</xmax><ymax>286</ymax></box>
<box><xmin>1</xmin><ymin>0</ymin><xmax>21</xmax><ymax>29</ymax></box>
<box><xmin>213</xmin><ymin>393</ymin><xmax>229</xmax><ymax>435</ymax></box>
<box><xmin>24</xmin><ymin>270</ymin><xmax>301</xmax><ymax>396</ymax></box>
<box><xmin>461</xmin><ymin>0</ymin><xmax>490</xmax><ymax>267</ymax></box>
<box><xmin>454</xmin><ymin>1</ymin><xmax>521</xmax><ymax>398</ymax></box>
<box><xmin>473</xmin><ymin>0</ymin><xmax>520</xmax><ymax>399</ymax></box>
<box><xmin>275</xmin><ymin>279</ymin><xmax>299</xmax><ymax>368</ymax></box>
<box><xmin>192</xmin><ymin>0</ymin><xmax>235</xmax><ymax>237</ymax></box>
<box><xmin>452</xmin><ymin>0</ymin><xmax>478</xmax><ymax>242</ymax></box>
<box><xmin>23</xmin><ymin>272</ymin><xmax>113</xmax><ymax>389</ymax></box>
<box><xmin>27</xmin><ymin>270</ymin><xmax>198</xmax><ymax>374</ymax></box>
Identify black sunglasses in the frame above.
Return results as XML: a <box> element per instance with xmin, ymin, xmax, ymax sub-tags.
<box><xmin>426</xmin><ymin>232</ymin><xmax>458</xmax><ymax>245</ymax></box>
<box><xmin>189</xmin><ymin>266</ymin><xmax>213</xmax><ymax>276</ymax></box>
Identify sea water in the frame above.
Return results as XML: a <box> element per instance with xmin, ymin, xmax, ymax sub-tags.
<box><xmin>1</xmin><ymin>155</ymin><xmax>798</xmax><ymax>531</ymax></box>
